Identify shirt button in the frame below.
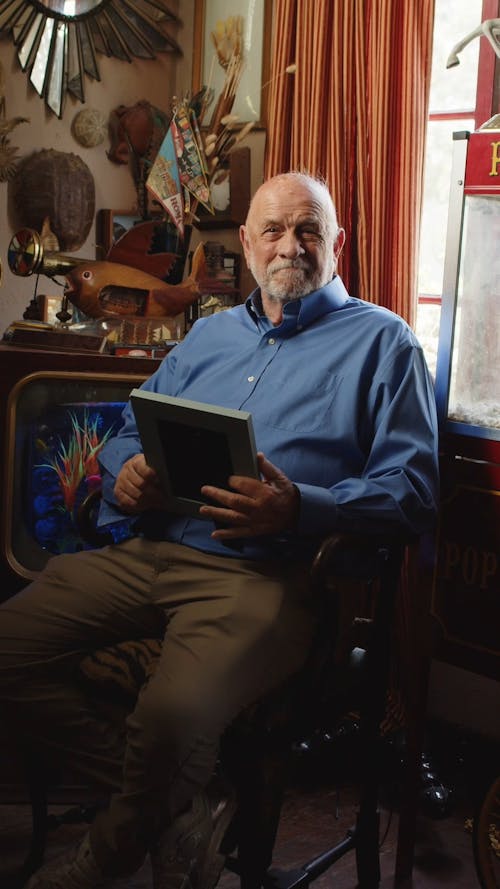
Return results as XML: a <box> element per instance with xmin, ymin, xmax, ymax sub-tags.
<box><xmin>268</xmin><ymin>337</ymin><xmax>275</xmax><ymax>345</ymax></box>
<box><xmin>248</xmin><ymin>375</ymin><xmax>255</xmax><ymax>382</ymax></box>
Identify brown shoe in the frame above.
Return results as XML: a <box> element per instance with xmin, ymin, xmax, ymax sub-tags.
<box><xmin>151</xmin><ymin>790</ymin><xmax>237</xmax><ymax>889</ymax></box>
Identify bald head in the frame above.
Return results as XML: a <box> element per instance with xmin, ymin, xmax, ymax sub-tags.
<box><xmin>247</xmin><ymin>173</ymin><xmax>341</xmax><ymax>239</ymax></box>
<box><xmin>240</xmin><ymin>173</ymin><xmax>345</xmax><ymax>315</ymax></box>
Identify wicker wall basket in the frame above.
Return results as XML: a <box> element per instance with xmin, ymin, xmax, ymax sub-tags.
<box><xmin>11</xmin><ymin>149</ymin><xmax>95</xmax><ymax>252</ymax></box>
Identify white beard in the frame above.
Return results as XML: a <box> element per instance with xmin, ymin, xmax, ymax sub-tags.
<box><xmin>251</xmin><ymin>258</ymin><xmax>326</xmax><ymax>303</ymax></box>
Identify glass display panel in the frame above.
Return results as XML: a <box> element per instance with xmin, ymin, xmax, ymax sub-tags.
<box><xmin>448</xmin><ymin>196</ymin><xmax>500</xmax><ymax>434</ymax></box>
<box><xmin>6</xmin><ymin>373</ymin><xmax>139</xmax><ymax>576</ymax></box>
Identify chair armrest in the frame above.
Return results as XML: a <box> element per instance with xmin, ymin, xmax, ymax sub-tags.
<box><xmin>310</xmin><ymin>531</ymin><xmax>414</xmax><ymax>683</ymax></box>
<box><xmin>311</xmin><ymin>532</ymin><xmax>408</xmax><ymax>591</ymax></box>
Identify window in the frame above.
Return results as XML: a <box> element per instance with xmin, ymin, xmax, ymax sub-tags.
<box><xmin>415</xmin><ymin>0</ymin><xmax>499</xmax><ymax>375</ymax></box>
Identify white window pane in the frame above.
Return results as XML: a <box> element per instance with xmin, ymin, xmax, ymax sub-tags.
<box><xmin>429</xmin><ymin>0</ymin><xmax>482</xmax><ymax>112</ymax></box>
<box><xmin>418</xmin><ymin>118</ymin><xmax>475</xmax><ymax>297</ymax></box>
<box><xmin>415</xmin><ymin>302</ymin><xmax>441</xmax><ymax>379</ymax></box>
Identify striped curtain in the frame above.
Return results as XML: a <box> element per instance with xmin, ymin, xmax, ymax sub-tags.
<box><xmin>264</xmin><ymin>0</ymin><xmax>435</xmax><ymax>326</ymax></box>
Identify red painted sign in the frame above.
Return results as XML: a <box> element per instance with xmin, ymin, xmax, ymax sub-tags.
<box><xmin>465</xmin><ymin>130</ymin><xmax>500</xmax><ymax>194</ymax></box>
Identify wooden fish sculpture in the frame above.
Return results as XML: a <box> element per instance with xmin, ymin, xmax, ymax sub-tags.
<box><xmin>106</xmin><ymin>220</ymin><xmax>181</xmax><ymax>280</ymax></box>
<box><xmin>63</xmin><ymin>242</ymin><xmax>206</xmax><ymax>319</ymax></box>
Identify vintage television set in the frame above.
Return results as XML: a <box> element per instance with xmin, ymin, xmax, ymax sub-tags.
<box><xmin>432</xmin><ymin>127</ymin><xmax>500</xmax><ymax>680</ymax></box>
<box><xmin>0</xmin><ymin>345</ymin><xmax>161</xmax><ymax>596</ymax></box>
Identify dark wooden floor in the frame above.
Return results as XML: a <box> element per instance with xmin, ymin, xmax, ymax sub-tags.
<box><xmin>0</xmin><ymin>780</ymin><xmax>482</xmax><ymax>889</ymax></box>
<box><xmin>2</xmin><ymin>718</ymin><xmax>496</xmax><ymax>889</ymax></box>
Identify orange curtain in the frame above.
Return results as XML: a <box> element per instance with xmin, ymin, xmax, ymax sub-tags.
<box><xmin>265</xmin><ymin>0</ymin><xmax>435</xmax><ymax>325</ymax></box>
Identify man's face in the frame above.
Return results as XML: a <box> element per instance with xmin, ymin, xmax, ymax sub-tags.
<box><xmin>240</xmin><ymin>178</ymin><xmax>344</xmax><ymax>304</ymax></box>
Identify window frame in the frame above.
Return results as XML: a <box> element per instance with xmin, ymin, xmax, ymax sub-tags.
<box><xmin>418</xmin><ymin>0</ymin><xmax>500</xmax><ymax>311</ymax></box>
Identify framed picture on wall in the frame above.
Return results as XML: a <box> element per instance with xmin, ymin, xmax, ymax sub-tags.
<box><xmin>192</xmin><ymin>0</ymin><xmax>272</xmax><ymax>129</ymax></box>
<box><xmin>195</xmin><ymin>147</ymin><xmax>250</xmax><ymax>229</ymax></box>
<box><xmin>96</xmin><ymin>210</ymin><xmax>143</xmax><ymax>259</ymax></box>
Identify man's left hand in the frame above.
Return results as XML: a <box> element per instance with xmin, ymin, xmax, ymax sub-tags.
<box><xmin>199</xmin><ymin>452</ymin><xmax>300</xmax><ymax>539</ymax></box>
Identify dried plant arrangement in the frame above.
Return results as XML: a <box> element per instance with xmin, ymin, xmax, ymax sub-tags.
<box><xmin>0</xmin><ymin>61</ymin><xmax>28</xmax><ymax>182</ymax></box>
<box><xmin>146</xmin><ymin>15</ymin><xmax>255</xmax><ymax>234</ymax></box>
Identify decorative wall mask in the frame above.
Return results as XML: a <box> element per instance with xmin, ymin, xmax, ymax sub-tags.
<box><xmin>107</xmin><ymin>99</ymin><xmax>170</xmax><ymax>218</ymax></box>
<box><xmin>0</xmin><ymin>1</ymin><xmax>181</xmax><ymax>118</ymax></box>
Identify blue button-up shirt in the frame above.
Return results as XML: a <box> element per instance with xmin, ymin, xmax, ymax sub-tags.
<box><xmin>98</xmin><ymin>276</ymin><xmax>439</xmax><ymax>560</ymax></box>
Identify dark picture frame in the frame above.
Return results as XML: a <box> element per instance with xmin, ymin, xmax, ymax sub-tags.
<box><xmin>195</xmin><ymin>147</ymin><xmax>251</xmax><ymax>229</ymax></box>
<box><xmin>130</xmin><ymin>389</ymin><xmax>259</xmax><ymax>518</ymax></box>
<box><xmin>96</xmin><ymin>210</ymin><xmax>143</xmax><ymax>260</ymax></box>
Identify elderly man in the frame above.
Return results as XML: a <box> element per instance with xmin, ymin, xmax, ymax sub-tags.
<box><xmin>0</xmin><ymin>172</ymin><xmax>439</xmax><ymax>889</ymax></box>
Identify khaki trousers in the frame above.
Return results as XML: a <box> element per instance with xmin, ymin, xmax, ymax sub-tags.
<box><xmin>0</xmin><ymin>537</ymin><xmax>315</xmax><ymax>876</ymax></box>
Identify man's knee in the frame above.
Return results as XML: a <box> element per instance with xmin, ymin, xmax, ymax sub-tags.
<box><xmin>128</xmin><ymin>675</ymin><xmax>225</xmax><ymax>762</ymax></box>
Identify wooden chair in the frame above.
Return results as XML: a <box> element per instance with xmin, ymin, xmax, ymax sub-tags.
<box><xmin>14</xmin><ymin>491</ymin><xmax>422</xmax><ymax>889</ymax></box>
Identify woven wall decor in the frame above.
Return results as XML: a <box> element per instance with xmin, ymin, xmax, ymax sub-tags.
<box><xmin>12</xmin><ymin>149</ymin><xmax>95</xmax><ymax>252</ymax></box>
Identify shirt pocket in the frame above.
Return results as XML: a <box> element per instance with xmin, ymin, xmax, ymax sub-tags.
<box><xmin>251</xmin><ymin>371</ymin><xmax>344</xmax><ymax>432</ymax></box>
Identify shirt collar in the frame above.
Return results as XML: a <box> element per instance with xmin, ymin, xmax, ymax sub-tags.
<box><xmin>245</xmin><ymin>276</ymin><xmax>351</xmax><ymax>333</ymax></box>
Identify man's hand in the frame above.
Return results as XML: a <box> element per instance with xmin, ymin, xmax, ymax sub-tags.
<box><xmin>199</xmin><ymin>452</ymin><xmax>300</xmax><ymax>539</ymax></box>
<box><xmin>113</xmin><ymin>453</ymin><xmax>167</xmax><ymax>514</ymax></box>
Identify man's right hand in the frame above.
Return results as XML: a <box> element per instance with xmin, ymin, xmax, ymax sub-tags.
<box><xmin>113</xmin><ymin>453</ymin><xmax>167</xmax><ymax>514</ymax></box>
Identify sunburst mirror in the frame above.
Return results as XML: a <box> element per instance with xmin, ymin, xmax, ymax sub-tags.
<box><xmin>0</xmin><ymin>0</ymin><xmax>181</xmax><ymax>118</ymax></box>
